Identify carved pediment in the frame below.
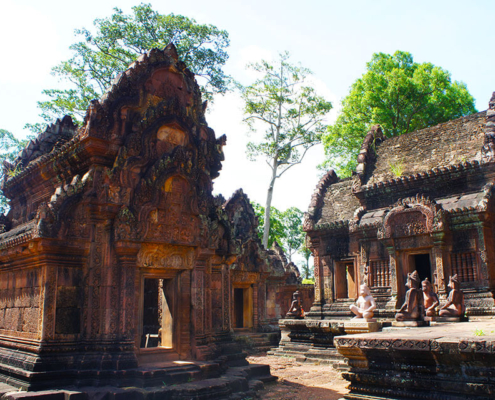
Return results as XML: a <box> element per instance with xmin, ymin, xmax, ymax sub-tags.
<box><xmin>378</xmin><ymin>195</ymin><xmax>445</xmax><ymax>239</ymax></box>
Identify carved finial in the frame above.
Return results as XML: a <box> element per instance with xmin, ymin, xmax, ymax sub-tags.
<box><xmin>489</xmin><ymin>92</ymin><xmax>495</xmax><ymax>110</ymax></box>
<box><xmin>164</xmin><ymin>43</ymin><xmax>179</xmax><ymax>61</ymax></box>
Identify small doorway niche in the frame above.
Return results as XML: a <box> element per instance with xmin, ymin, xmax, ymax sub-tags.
<box><xmin>335</xmin><ymin>262</ymin><xmax>356</xmax><ymax>299</ymax></box>
<box><xmin>409</xmin><ymin>253</ymin><xmax>432</xmax><ymax>282</ymax></box>
<box><xmin>233</xmin><ymin>287</ymin><xmax>253</xmax><ymax>329</ymax></box>
<box><xmin>141</xmin><ymin>278</ymin><xmax>173</xmax><ymax>349</ymax></box>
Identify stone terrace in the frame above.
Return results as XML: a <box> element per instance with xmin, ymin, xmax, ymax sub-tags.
<box><xmin>336</xmin><ymin>320</ymin><xmax>495</xmax><ymax>400</ymax></box>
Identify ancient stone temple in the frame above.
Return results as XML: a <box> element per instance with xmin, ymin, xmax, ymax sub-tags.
<box><xmin>304</xmin><ymin>94</ymin><xmax>495</xmax><ymax>319</ymax></box>
<box><xmin>0</xmin><ymin>45</ymin><xmax>282</xmax><ymax>392</ymax></box>
<box><xmin>223</xmin><ymin>190</ymin><xmax>313</xmax><ymax>333</ymax></box>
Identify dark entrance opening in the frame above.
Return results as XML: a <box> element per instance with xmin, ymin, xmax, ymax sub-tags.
<box><xmin>141</xmin><ymin>278</ymin><xmax>173</xmax><ymax>348</ymax></box>
<box><xmin>234</xmin><ymin>288</ymin><xmax>244</xmax><ymax>328</ymax></box>
<box><xmin>413</xmin><ymin>253</ymin><xmax>431</xmax><ymax>282</ymax></box>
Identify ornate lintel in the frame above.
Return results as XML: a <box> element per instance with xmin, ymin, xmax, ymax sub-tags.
<box><xmin>137</xmin><ymin>243</ymin><xmax>195</xmax><ymax>269</ymax></box>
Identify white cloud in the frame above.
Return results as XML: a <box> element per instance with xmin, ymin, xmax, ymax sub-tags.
<box><xmin>0</xmin><ymin>0</ymin><xmax>60</xmax><ymax>84</ymax></box>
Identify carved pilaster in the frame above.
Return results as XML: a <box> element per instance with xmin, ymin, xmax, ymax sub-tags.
<box><xmin>432</xmin><ymin>244</ymin><xmax>447</xmax><ymax>295</ymax></box>
<box><xmin>114</xmin><ymin>242</ymin><xmax>140</xmax><ymax>343</ymax></box>
<box><xmin>477</xmin><ymin>223</ymin><xmax>491</xmax><ymax>288</ymax></box>
<box><xmin>41</xmin><ymin>265</ymin><xmax>58</xmax><ymax>340</ymax></box>
<box><xmin>222</xmin><ymin>264</ymin><xmax>230</xmax><ymax>331</ymax></box>
<box><xmin>323</xmin><ymin>256</ymin><xmax>333</xmax><ymax>303</ymax></box>
<box><xmin>385</xmin><ymin>245</ymin><xmax>398</xmax><ymax>310</ymax></box>
<box><xmin>313</xmin><ymin>247</ymin><xmax>323</xmax><ymax>306</ymax></box>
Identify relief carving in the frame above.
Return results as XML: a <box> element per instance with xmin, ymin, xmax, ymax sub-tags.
<box><xmin>137</xmin><ymin>244</ymin><xmax>195</xmax><ymax>269</ymax></box>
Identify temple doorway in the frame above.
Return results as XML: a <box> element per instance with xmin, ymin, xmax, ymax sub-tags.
<box><xmin>335</xmin><ymin>261</ymin><xmax>356</xmax><ymax>299</ymax></box>
<box><xmin>233</xmin><ymin>287</ymin><xmax>253</xmax><ymax>329</ymax></box>
<box><xmin>408</xmin><ymin>253</ymin><xmax>432</xmax><ymax>282</ymax></box>
<box><xmin>141</xmin><ymin>278</ymin><xmax>173</xmax><ymax>349</ymax></box>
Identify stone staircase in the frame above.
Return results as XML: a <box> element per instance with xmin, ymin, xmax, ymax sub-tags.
<box><xmin>0</xmin><ymin>343</ymin><xmax>276</xmax><ymax>400</ymax></box>
<box><xmin>268</xmin><ymin>344</ymin><xmax>348</xmax><ymax>370</ymax></box>
<box><xmin>0</xmin><ymin>361</ymin><xmax>275</xmax><ymax>400</ymax></box>
<box><xmin>233</xmin><ymin>330</ymin><xmax>281</xmax><ymax>354</ymax></box>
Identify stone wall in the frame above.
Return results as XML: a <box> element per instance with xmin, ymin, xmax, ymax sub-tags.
<box><xmin>0</xmin><ymin>269</ymin><xmax>41</xmax><ymax>336</ymax></box>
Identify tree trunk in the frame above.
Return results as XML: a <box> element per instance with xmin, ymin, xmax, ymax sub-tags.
<box><xmin>262</xmin><ymin>164</ymin><xmax>278</xmax><ymax>249</ymax></box>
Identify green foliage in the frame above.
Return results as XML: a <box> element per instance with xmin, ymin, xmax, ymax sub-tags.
<box><xmin>252</xmin><ymin>202</ymin><xmax>286</xmax><ymax>249</ymax></box>
<box><xmin>323</xmin><ymin>51</ymin><xmax>477</xmax><ymax>176</ymax></box>
<box><xmin>30</xmin><ymin>3</ymin><xmax>230</xmax><ymax>129</ymax></box>
<box><xmin>0</xmin><ymin>129</ymin><xmax>29</xmax><ymax>213</ymax></box>
<box><xmin>300</xmin><ymin>244</ymin><xmax>313</xmax><ymax>279</ymax></box>
<box><xmin>251</xmin><ymin>203</ymin><xmax>305</xmax><ymax>261</ymax></box>
<box><xmin>301</xmin><ymin>278</ymin><xmax>314</xmax><ymax>285</ymax></box>
<box><xmin>240</xmin><ymin>52</ymin><xmax>332</xmax><ymax>247</ymax></box>
<box><xmin>388</xmin><ymin>159</ymin><xmax>404</xmax><ymax>177</ymax></box>
<box><xmin>279</xmin><ymin>207</ymin><xmax>305</xmax><ymax>263</ymax></box>
<box><xmin>474</xmin><ymin>328</ymin><xmax>485</xmax><ymax>336</ymax></box>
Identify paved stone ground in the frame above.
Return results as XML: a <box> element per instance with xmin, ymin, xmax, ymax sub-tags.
<box><xmin>246</xmin><ymin>355</ymin><xmax>348</xmax><ymax>400</ymax></box>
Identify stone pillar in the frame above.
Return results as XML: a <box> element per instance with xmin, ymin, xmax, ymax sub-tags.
<box><xmin>323</xmin><ymin>256</ymin><xmax>334</xmax><ymax>304</ymax></box>
<box><xmin>308</xmin><ymin>245</ymin><xmax>324</xmax><ymax>316</ymax></box>
<box><xmin>222</xmin><ymin>264</ymin><xmax>231</xmax><ymax>332</ymax></box>
<box><xmin>41</xmin><ymin>265</ymin><xmax>58</xmax><ymax>341</ymax></box>
<box><xmin>385</xmin><ymin>246</ymin><xmax>399</xmax><ymax>310</ymax></box>
<box><xmin>114</xmin><ymin>241</ymin><xmax>139</xmax><ymax>367</ymax></box>
<box><xmin>477</xmin><ymin>222</ymin><xmax>491</xmax><ymax>288</ymax></box>
<box><xmin>432</xmin><ymin>241</ymin><xmax>447</xmax><ymax>298</ymax></box>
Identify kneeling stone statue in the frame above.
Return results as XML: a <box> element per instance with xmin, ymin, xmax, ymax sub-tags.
<box><xmin>396</xmin><ymin>270</ymin><xmax>424</xmax><ymax>321</ymax></box>
<box><xmin>350</xmin><ymin>284</ymin><xmax>376</xmax><ymax>320</ymax></box>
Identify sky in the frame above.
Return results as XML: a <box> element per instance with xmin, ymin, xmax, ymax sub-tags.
<box><xmin>1</xmin><ymin>0</ymin><xmax>494</xmax><ymax>265</ymax></box>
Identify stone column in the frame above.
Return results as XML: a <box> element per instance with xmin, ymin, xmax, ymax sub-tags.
<box><xmin>222</xmin><ymin>264</ymin><xmax>231</xmax><ymax>332</ymax></box>
<box><xmin>476</xmin><ymin>222</ymin><xmax>491</xmax><ymax>288</ymax></box>
<box><xmin>432</xmin><ymin>240</ymin><xmax>447</xmax><ymax>298</ymax></box>
<box><xmin>385</xmin><ymin>246</ymin><xmax>399</xmax><ymax>311</ymax></box>
<box><xmin>309</xmin><ymin>245</ymin><xmax>324</xmax><ymax>316</ymax></box>
<box><xmin>323</xmin><ymin>256</ymin><xmax>334</xmax><ymax>304</ymax></box>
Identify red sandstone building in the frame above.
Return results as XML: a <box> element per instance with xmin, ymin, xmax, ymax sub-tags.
<box><xmin>304</xmin><ymin>93</ymin><xmax>495</xmax><ymax>318</ymax></box>
<box><xmin>0</xmin><ymin>46</ymin><xmax>311</xmax><ymax>390</ymax></box>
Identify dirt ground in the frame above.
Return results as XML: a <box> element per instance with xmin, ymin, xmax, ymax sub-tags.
<box><xmin>247</xmin><ymin>354</ymin><xmax>349</xmax><ymax>400</ymax></box>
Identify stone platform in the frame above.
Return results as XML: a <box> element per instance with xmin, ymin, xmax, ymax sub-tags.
<box><xmin>335</xmin><ymin>319</ymin><xmax>495</xmax><ymax>399</ymax></box>
<box><xmin>0</xmin><ymin>360</ymin><xmax>274</xmax><ymax>400</ymax></box>
<box><xmin>268</xmin><ymin>319</ymin><xmax>382</xmax><ymax>368</ymax></box>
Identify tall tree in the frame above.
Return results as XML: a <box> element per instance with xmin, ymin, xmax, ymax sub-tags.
<box><xmin>0</xmin><ymin>130</ymin><xmax>29</xmax><ymax>213</ymax></box>
<box><xmin>241</xmin><ymin>53</ymin><xmax>332</xmax><ymax>248</ymax></box>
<box><xmin>323</xmin><ymin>51</ymin><xmax>477</xmax><ymax>176</ymax></box>
<box><xmin>29</xmin><ymin>3</ymin><xmax>230</xmax><ymax>131</ymax></box>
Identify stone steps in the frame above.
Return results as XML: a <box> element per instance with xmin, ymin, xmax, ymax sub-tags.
<box><xmin>232</xmin><ymin>332</ymin><xmax>280</xmax><ymax>354</ymax></box>
<box><xmin>0</xmin><ymin>363</ymin><xmax>273</xmax><ymax>400</ymax></box>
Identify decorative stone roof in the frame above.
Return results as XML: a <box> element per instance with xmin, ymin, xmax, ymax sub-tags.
<box><xmin>363</xmin><ymin>111</ymin><xmax>486</xmax><ymax>186</ymax></box>
<box><xmin>311</xmin><ymin>95</ymin><xmax>495</xmax><ymax>233</ymax></box>
<box><xmin>318</xmin><ymin>178</ymin><xmax>361</xmax><ymax>225</ymax></box>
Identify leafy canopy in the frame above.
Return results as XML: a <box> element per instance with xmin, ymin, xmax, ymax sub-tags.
<box><xmin>251</xmin><ymin>202</ymin><xmax>286</xmax><ymax>249</ymax></box>
<box><xmin>0</xmin><ymin>130</ymin><xmax>29</xmax><ymax>213</ymax></box>
<box><xmin>241</xmin><ymin>52</ymin><xmax>332</xmax><ymax>173</ymax></box>
<box><xmin>240</xmin><ymin>52</ymin><xmax>332</xmax><ymax>248</ymax></box>
<box><xmin>252</xmin><ymin>203</ymin><xmax>305</xmax><ymax>263</ymax></box>
<box><xmin>30</xmin><ymin>3</ymin><xmax>230</xmax><ymax>131</ymax></box>
<box><xmin>323</xmin><ymin>51</ymin><xmax>477</xmax><ymax>176</ymax></box>
<box><xmin>300</xmin><ymin>244</ymin><xmax>313</xmax><ymax>280</ymax></box>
